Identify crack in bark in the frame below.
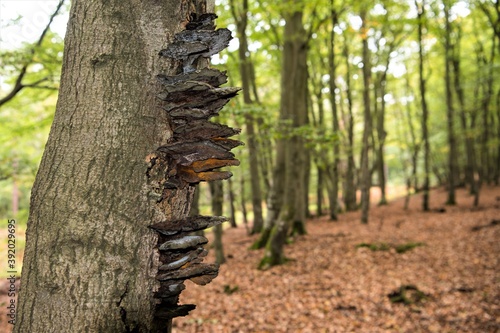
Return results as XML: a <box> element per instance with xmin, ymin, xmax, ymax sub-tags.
<box><xmin>116</xmin><ymin>282</ymin><xmax>138</xmax><ymax>333</ymax></box>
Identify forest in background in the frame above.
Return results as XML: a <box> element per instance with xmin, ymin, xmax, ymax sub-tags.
<box><xmin>0</xmin><ymin>0</ymin><xmax>499</xmax><ymax>332</ymax></box>
<box><xmin>0</xmin><ymin>0</ymin><xmax>499</xmax><ymax>268</ymax></box>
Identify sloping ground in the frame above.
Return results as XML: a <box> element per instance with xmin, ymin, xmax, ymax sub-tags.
<box><xmin>0</xmin><ymin>186</ymin><xmax>498</xmax><ymax>332</ymax></box>
<box><xmin>173</xmin><ymin>186</ymin><xmax>499</xmax><ymax>333</ymax></box>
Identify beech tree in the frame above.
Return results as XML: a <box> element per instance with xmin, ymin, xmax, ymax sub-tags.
<box><xmin>259</xmin><ymin>0</ymin><xmax>309</xmax><ymax>268</ymax></box>
<box><xmin>15</xmin><ymin>0</ymin><xmax>240</xmax><ymax>332</ymax></box>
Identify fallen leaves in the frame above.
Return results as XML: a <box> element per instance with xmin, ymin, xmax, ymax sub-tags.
<box><xmin>173</xmin><ymin>186</ymin><xmax>500</xmax><ymax>332</ymax></box>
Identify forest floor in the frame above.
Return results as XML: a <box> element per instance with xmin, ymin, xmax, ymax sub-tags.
<box><xmin>172</xmin><ymin>186</ymin><xmax>500</xmax><ymax>333</ymax></box>
<box><xmin>0</xmin><ymin>186</ymin><xmax>498</xmax><ymax>332</ymax></box>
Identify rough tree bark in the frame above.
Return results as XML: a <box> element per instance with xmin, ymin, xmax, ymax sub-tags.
<box><xmin>14</xmin><ymin>0</ymin><xmax>241</xmax><ymax>332</ymax></box>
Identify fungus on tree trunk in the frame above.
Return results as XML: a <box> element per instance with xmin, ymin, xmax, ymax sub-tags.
<box><xmin>146</xmin><ymin>12</ymin><xmax>241</xmax><ymax>324</ymax></box>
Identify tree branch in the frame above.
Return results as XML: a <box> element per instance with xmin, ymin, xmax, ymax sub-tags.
<box><xmin>0</xmin><ymin>0</ymin><xmax>65</xmax><ymax>108</ymax></box>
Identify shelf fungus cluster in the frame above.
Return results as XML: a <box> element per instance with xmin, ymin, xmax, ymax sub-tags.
<box><xmin>149</xmin><ymin>216</ymin><xmax>227</xmax><ymax>320</ymax></box>
<box><xmin>147</xmin><ymin>13</ymin><xmax>241</xmax><ymax>323</ymax></box>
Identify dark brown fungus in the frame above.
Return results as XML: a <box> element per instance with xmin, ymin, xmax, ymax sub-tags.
<box><xmin>150</xmin><ymin>216</ymin><xmax>228</xmax><ymax>236</ymax></box>
<box><xmin>186</xmin><ymin>13</ymin><xmax>218</xmax><ymax>30</ymax></box>
<box><xmin>154</xmin><ymin>283</ymin><xmax>186</xmax><ymax>298</ymax></box>
<box><xmin>157</xmin><ymin>86</ymin><xmax>241</xmax><ymax>107</ymax></box>
<box><xmin>158</xmin><ymin>252</ymin><xmax>199</xmax><ymax>271</ymax></box>
<box><xmin>189</xmin><ymin>272</ymin><xmax>218</xmax><ymax>286</ymax></box>
<box><xmin>158</xmin><ymin>235</ymin><xmax>208</xmax><ymax>251</ymax></box>
<box><xmin>155</xmin><ymin>304</ymin><xmax>196</xmax><ymax>319</ymax></box>
<box><xmin>157</xmin><ymin>140</ymin><xmax>235</xmax><ymax>165</ymax></box>
<box><xmin>177</xmin><ymin>168</ymin><xmax>233</xmax><ymax>183</ymax></box>
<box><xmin>149</xmin><ymin>10</ymin><xmax>240</xmax><ymax>324</ymax></box>
<box><xmin>190</xmin><ymin>158</ymin><xmax>240</xmax><ymax>172</ymax></box>
<box><xmin>173</xmin><ymin>121</ymin><xmax>241</xmax><ymax>141</ymax></box>
<box><xmin>210</xmin><ymin>137</ymin><xmax>245</xmax><ymax>150</ymax></box>
<box><xmin>156</xmin><ymin>263</ymin><xmax>219</xmax><ymax>282</ymax></box>
<box><xmin>159</xmin><ymin>29</ymin><xmax>232</xmax><ymax>59</ymax></box>
<box><xmin>159</xmin><ymin>29</ymin><xmax>232</xmax><ymax>73</ymax></box>
<box><xmin>157</xmin><ymin>68</ymin><xmax>227</xmax><ymax>87</ymax></box>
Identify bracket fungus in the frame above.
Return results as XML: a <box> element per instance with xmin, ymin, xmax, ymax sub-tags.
<box><xmin>147</xmin><ymin>12</ymin><xmax>241</xmax><ymax>323</ymax></box>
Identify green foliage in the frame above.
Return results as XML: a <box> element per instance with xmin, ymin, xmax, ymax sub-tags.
<box><xmin>356</xmin><ymin>241</ymin><xmax>425</xmax><ymax>253</ymax></box>
<box><xmin>223</xmin><ymin>284</ymin><xmax>239</xmax><ymax>295</ymax></box>
<box><xmin>388</xmin><ymin>285</ymin><xmax>428</xmax><ymax>305</ymax></box>
<box><xmin>394</xmin><ymin>242</ymin><xmax>425</xmax><ymax>253</ymax></box>
<box><xmin>0</xmin><ymin>29</ymin><xmax>63</xmax><ymax>224</ymax></box>
<box><xmin>356</xmin><ymin>242</ymin><xmax>391</xmax><ymax>251</ymax></box>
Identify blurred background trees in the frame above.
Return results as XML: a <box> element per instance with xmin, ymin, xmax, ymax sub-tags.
<box><xmin>1</xmin><ymin>0</ymin><xmax>499</xmax><ymax>269</ymax></box>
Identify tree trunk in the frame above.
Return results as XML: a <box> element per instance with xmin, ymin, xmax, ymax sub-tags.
<box><xmin>403</xmin><ymin>68</ymin><xmax>420</xmax><ymax>205</ymax></box>
<box><xmin>227</xmin><ymin>177</ymin><xmax>237</xmax><ymax>228</ymax></box>
<box><xmin>444</xmin><ymin>0</ymin><xmax>458</xmax><ymax>205</ymax></box>
<box><xmin>360</xmin><ymin>8</ymin><xmax>373</xmax><ymax>224</ymax></box>
<box><xmin>416</xmin><ymin>0</ymin><xmax>431</xmax><ymax>211</ymax></box>
<box><xmin>15</xmin><ymin>1</ymin><xmax>224</xmax><ymax>332</ymax></box>
<box><xmin>317</xmin><ymin>167</ymin><xmax>324</xmax><ymax>216</ymax></box>
<box><xmin>230</xmin><ymin>0</ymin><xmax>264</xmax><ymax>234</ymax></box>
<box><xmin>210</xmin><ymin>181</ymin><xmax>226</xmax><ymax>264</ymax></box>
<box><xmin>328</xmin><ymin>5</ymin><xmax>340</xmax><ymax>220</ymax></box>
<box><xmin>239</xmin><ymin>176</ymin><xmax>250</xmax><ymax>233</ymax></box>
<box><xmin>479</xmin><ymin>31</ymin><xmax>496</xmax><ymax>187</ymax></box>
<box><xmin>375</xmin><ymin>69</ymin><xmax>389</xmax><ymax>206</ymax></box>
<box><xmin>342</xmin><ymin>42</ymin><xmax>357</xmax><ymax>212</ymax></box>
<box><xmin>260</xmin><ymin>0</ymin><xmax>308</xmax><ymax>267</ymax></box>
<box><xmin>452</xmin><ymin>30</ymin><xmax>477</xmax><ymax>196</ymax></box>
<box><xmin>303</xmin><ymin>148</ymin><xmax>312</xmax><ymax>220</ymax></box>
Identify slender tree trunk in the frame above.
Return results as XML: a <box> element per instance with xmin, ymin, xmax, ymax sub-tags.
<box><xmin>395</xmin><ymin>105</ymin><xmax>412</xmax><ymax>210</ymax></box>
<box><xmin>311</xmin><ymin>77</ymin><xmax>326</xmax><ymax>217</ymax></box>
<box><xmin>15</xmin><ymin>1</ymin><xmax>216</xmax><ymax>331</ymax></box>
<box><xmin>328</xmin><ymin>4</ymin><xmax>340</xmax><ymax>220</ymax></box>
<box><xmin>227</xmin><ymin>177</ymin><xmax>237</xmax><ymax>228</ymax></box>
<box><xmin>416</xmin><ymin>0</ymin><xmax>431</xmax><ymax>211</ymax></box>
<box><xmin>360</xmin><ymin>9</ymin><xmax>373</xmax><ymax>224</ymax></box>
<box><xmin>240</xmin><ymin>176</ymin><xmax>250</xmax><ymax>233</ymax></box>
<box><xmin>480</xmin><ymin>33</ymin><xmax>496</xmax><ymax>186</ymax></box>
<box><xmin>444</xmin><ymin>0</ymin><xmax>458</xmax><ymax>205</ymax></box>
<box><xmin>342</xmin><ymin>43</ymin><xmax>357</xmax><ymax>211</ymax></box>
<box><xmin>404</xmin><ymin>69</ymin><xmax>420</xmax><ymax>198</ymax></box>
<box><xmin>375</xmin><ymin>74</ymin><xmax>388</xmax><ymax>206</ymax></box>
<box><xmin>452</xmin><ymin>34</ymin><xmax>477</xmax><ymax>196</ymax></box>
<box><xmin>230</xmin><ymin>0</ymin><xmax>264</xmax><ymax>234</ymax></box>
<box><xmin>317</xmin><ymin>167</ymin><xmax>324</xmax><ymax>216</ymax></box>
<box><xmin>303</xmin><ymin>148</ymin><xmax>312</xmax><ymax>221</ymax></box>
<box><xmin>210</xmin><ymin>181</ymin><xmax>225</xmax><ymax>264</ymax></box>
